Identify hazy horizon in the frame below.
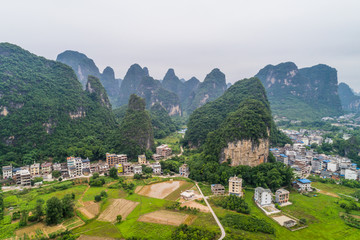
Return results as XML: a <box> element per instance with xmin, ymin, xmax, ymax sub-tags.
<box><xmin>1</xmin><ymin>0</ymin><xmax>360</xmax><ymax>90</ymax></box>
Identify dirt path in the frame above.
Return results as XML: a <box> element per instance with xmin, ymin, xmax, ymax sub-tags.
<box><xmin>79</xmin><ymin>185</ymin><xmax>91</xmax><ymax>207</ymax></box>
<box><xmin>315</xmin><ymin>187</ymin><xmax>339</xmax><ymax>198</ymax></box>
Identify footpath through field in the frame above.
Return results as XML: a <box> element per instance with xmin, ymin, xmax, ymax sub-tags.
<box><xmin>195</xmin><ymin>182</ymin><xmax>225</xmax><ymax>240</ymax></box>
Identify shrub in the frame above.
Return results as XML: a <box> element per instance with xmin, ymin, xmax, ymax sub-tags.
<box><xmin>94</xmin><ymin>195</ymin><xmax>102</xmax><ymax>202</ymax></box>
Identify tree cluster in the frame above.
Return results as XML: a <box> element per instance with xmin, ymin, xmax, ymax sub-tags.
<box><xmin>221</xmin><ymin>213</ymin><xmax>275</xmax><ymax>234</ymax></box>
<box><xmin>45</xmin><ymin>194</ymin><xmax>74</xmax><ymax>225</ymax></box>
<box><xmin>211</xmin><ymin>195</ymin><xmax>250</xmax><ymax>214</ymax></box>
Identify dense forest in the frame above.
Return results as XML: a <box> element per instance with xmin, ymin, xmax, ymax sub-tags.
<box><xmin>184</xmin><ymin>77</ymin><xmax>290</xmax><ymax>148</ymax></box>
<box><xmin>0</xmin><ymin>43</ymin><xmax>118</xmax><ymax>166</ymax></box>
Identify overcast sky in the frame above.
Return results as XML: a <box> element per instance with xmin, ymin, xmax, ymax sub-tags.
<box><xmin>1</xmin><ymin>0</ymin><xmax>360</xmax><ymax>90</ymax></box>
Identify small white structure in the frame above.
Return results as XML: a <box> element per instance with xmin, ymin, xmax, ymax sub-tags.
<box><xmin>134</xmin><ymin>165</ymin><xmax>142</xmax><ymax>174</ymax></box>
<box><xmin>254</xmin><ymin>187</ymin><xmax>272</xmax><ymax>206</ymax></box>
<box><xmin>180</xmin><ymin>190</ymin><xmax>194</xmax><ymax>200</ymax></box>
<box><xmin>2</xmin><ymin>165</ymin><xmax>13</xmax><ymax>179</ymax></box>
<box><xmin>345</xmin><ymin>169</ymin><xmax>357</xmax><ymax>180</ymax></box>
<box><xmin>151</xmin><ymin>162</ymin><xmax>161</xmax><ymax>175</ymax></box>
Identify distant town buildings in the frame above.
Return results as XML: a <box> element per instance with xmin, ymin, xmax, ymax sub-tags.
<box><xmin>156</xmin><ymin>144</ymin><xmax>172</xmax><ymax>157</ymax></box>
<box><xmin>228</xmin><ymin>176</ymin><xmax>243</xmax><ymax>196</ymax></box>
<box><xmin>106</xmin><ymin>153</ymin><xmax>127</xmax><ymax>167</ymax></box>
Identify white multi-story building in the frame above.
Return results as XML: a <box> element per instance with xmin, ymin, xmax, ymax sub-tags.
<box><xmin>345</xmin><ymin>169</ymin><xmax>357</xmax><ymax>180</ymax></box>
<box><xmin>2</xmin><ymin>165</ymin><xmax>13</xmax><ymax>179</ymax></box>
<box><xmin>67</xmin><ymin>157</ymin><xmax>83</xmax><ymax>177</ymax></box>
<box><xmin>327</xmin><ymin>162</ymin><xmax>338</xmax><ymax>172</ymax></box>
<box><xmin>254</xmin><ymin>187</ymin><xmax>272</xmax><ymax>206</ymax></box>
<box><xmin>295</xmin><ymin>179</ymin><xmax>312</xmax><ymax>192</ymax></box>
<box><xmin>30</xmin><ymin>163</ymin><xmax>41</xmax><ymax>177</ymax></box>
<box><xmin>151</xmin><ymin>162</ymin><xmax>161</xmax><ymax>175</ymax></box>
<box><xmin>228</xmin><ymin>176</ymin><xmax>243</xmax><ymax>196</ymax></box>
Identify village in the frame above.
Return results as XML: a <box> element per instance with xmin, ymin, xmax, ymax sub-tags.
<box><xmin>1</xmin><ymin>144</ymin><xmax>177</xmax><ymax>188</ymax></box>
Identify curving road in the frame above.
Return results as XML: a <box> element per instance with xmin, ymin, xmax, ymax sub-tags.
<box><xmin>195</xmin><ymin>182</ymin><xmax>226</xmax><ymax>240</ymax></box>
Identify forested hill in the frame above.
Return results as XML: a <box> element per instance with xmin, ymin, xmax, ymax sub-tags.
<box><xmin>56</xmin><ymin>50</ymin><xmax>121</xmax><ymax>103</ymax></box>
<box><xmin>255</xmin><ymin>62</ymin><xmax>343</xmax><ymax>120</ymax></box>
<box><xmin>338</xmin><ymin>82</ymin><xmax>360</xmax><ymax>112</ymax></box>
<box><xmin>0</xmin><ymin>43</ymin><xmax>117</xmax><ymax>166</ymax></box>
<box><xmin>184</xmin><ymin>77</ymin><xmax>290</xmax><ymax>147</ymax></box>
<box><xmin>112</xmin><ymin>94</ymin><xmax>154</xmax><ymax>159</ymax></box>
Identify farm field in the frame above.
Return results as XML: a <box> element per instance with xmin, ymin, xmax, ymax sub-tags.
<box><xmin>137</xmin><ymin>180</ymin><xmax>185</xmax><ymax>199</ymax></box>
<box><xmin>98</xmin><ymin>198</ymin><xmax>139</xmax><ymax>222</ymax></box>
<box><xmin>78</xmin><ymin>201</ymin><xmax>100</xmax><ymax>219</ymax></box>
<box><xmin>312</xmin><ymin>182</ymin><xmax>357</xmax><ymax>196</ymax></box>
<box><xmin>138</xmin><ymin>210</ymin><xmax>189</xmax><ymax>226</ymax></box>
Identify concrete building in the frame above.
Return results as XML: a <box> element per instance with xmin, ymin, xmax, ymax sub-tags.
<box><xmin>284</xmin><ymin>220</ymin><xmax>297</xmax><ymax>228</ymax></box>
<box><xmin>52</xmin><ymin>163</ymin><xmax>61</xmax><ymax>172</ymax></box>
<box><xmin>134</xmin><ymin>165</ymin><xmax>142</xmax><ymax>174</ymax></box>
<box><xmin>211</xmin><ymin>184</ymin><xmax>225</xmax><ymax>195</ymax></box>
<box><xmin>2</xmin><ymin>165</ymin><xmax>12</xmax><ymax>179</ymax></box>
<box><xmin>106</xmin><ymin>153</ymin><xmax>127</xmax><ymax>167</ymax></box>
<box><xmin>156</xmin><ymin>144</ymin><xmax>172</xmax><ymax>157</ymax></box>
<box><xmin>254</xmin><ymin>187</ymin><xmax>272</xmax><ymax>206</ymax></box>
<box><xmin>151</xmin><ymin>162</ymin><xmax>162</xmax><ymax>175</ymax></box>
<box><xmin>30</xmin><ymin>163</ymin><xmax>40</xmax><ymax>177</ymax></box>
<box><xmin>138</xmin><ymin>155</ymin><xmax>147</xmax><ymax>165</ymax></box>
<box><xmin>327</xmin><ymin>162</ymin><xmax>338</xmax><ymax>172</ymax></box>
<box><xmin>67</xmin><ymin>157</ymin><xmax>83</xmax><ymax>177</ymax></box>
<box><xmin>15</xmin><ymin>169</ymin><xmax>31</xmax><ymax>186</ymax></box>
<box><xmin>345</xmin><ymin>169</ymin><xmax>358</xmax><ymax>180</ymax></box>
<box><xmin>295</xmin><ymin>179</ymin><xmax>312</xmax><ymax>192</ymax></box>
<box><xmin>152</xmin><ymin>154</ymin><xmax>163</xmax><ymax>161</ymax></box>
<box><xmin>180</xmin><ymin>190</ymin><xmax>195</xmax><ymax>200</ymax></box>
<box><xmin>275</xmin><ymin>188</ymin><xmax>289</xmax><ymax>204</ymax></box>
<box><xmin>228</xmin><ymin>176</ymin><xmax>243</xmax><ymax>196</ymax></box>
<box><xmin>41</xmin><ymin>162</ymin><xmax>52</xmax><ymax>175</ymax></box>
<box><xmin>179</xmin><ymin>164</ymin><xmax>190</xmax><ymax>177</ymax></box>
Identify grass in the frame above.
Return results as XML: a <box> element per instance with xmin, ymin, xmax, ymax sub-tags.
<box><xmin>312</xmin><ymin>182</ymin><xmax>356</xmax><ymax>196</ymax></box>
<box><xmin>164</xmin><ymin>181</ymin><xmax>194</xmax><ymax>201</ymax></box>
<box><xmin>198</xmin><ymin>182</ymin><xmax>213</xmax><ymax>196</ymax></box>
<box><xmin>72</xmin><ymin>220</ymin><xmax>122</xmax><ymax>239</ymax></box>
<box><xmin>82</xmin><ymin>186</ymin><xmax>107</xmax><ymax>202</ymax></box>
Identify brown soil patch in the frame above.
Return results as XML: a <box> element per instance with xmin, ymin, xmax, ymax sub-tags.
<box><xmin>135</xmin><ymin>185</ymin><xmax>143</xmax><ymax>193</ymax></box>
<box><xmin>138</xmin><ymin>210</ymin><xmax>188</xmax><ymax>226</ymax></box>
<box><xmin>78</xmin><ymin>201</ymin><xmax>100</xmax><ymax>219</ymax></box>
<box><xmin>318</xmin><ymin>189</ymin><xmax>339</xmax><ymax>198</ymax></box>
<box><xmin>15</xmin><ymin>222</ymin><xmax>65</xmax><ymax>238</ymax></box>
<box><xmin>181</xmin><ymin>201</ymin><xmax>210</xmax><ymax>212</ymax></box>
<box><xmin>137</xmin><ymin>180</ymin><xmax>185</xmax><ymax>199</ymax></box>
<box><xmin>98</xmin><ymin>199</ymin><xmax>139</xmax><ymax>222</ymax></box>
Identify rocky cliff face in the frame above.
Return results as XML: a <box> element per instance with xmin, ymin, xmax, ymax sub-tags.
<box><xmin>117</xmin><ymin>66</ymin><xmax>182</xmax><ymax>115</ymax></box>
<box><xmin>221</xmin><ymin>138</ymin><xmax>269</xmax><ymax>166</ymax></box>
<box><xmin>86</xmin><ymin>75</ymin><xmax>111</xmax><ymax>109</ymax></box>
<box><xmin>255</xmin><ymin>62</ymin><xmax>343</xmax><ymax>120</ymax></box>
<box><xmin>117</xmin><ymin>64</ymin><xmax>148</xmax><ymax>106</ymax></box>
<box><xmin>56</xmin><ymin>51</ymin><xmax>121</xmax><ymax>103</ymax></box>
<box><xmin>338</xmin><ymin>82</ymin><xmax>360</xmax><ymax>112</ymax></box>
<box><xmin>187</xmin><ymin>68</ymin><xmax>227</xmax><ymax>113</ymax></box>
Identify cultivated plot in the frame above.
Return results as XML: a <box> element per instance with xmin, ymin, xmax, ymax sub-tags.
<box><xmin>98</xmin><ymin>199</ymin><xmax>139</xmax><ymax>222</ymax></box>
<box><xmin>137</xmin><ymin>180</ymin><xmax>186</xmax><ymax>199</ymax></box>
<box><xmin>138</xmin><ymin>210</ymin><xmax>189</xmax><ymax>226</ymax></box>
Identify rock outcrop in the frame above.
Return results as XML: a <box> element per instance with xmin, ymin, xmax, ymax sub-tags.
<box><xmin>338</xmin><ymin>82</ymin><xmax>360</xmax><ymax>112</ymax></box>
<box><xmin>220</xmin><ymin>139</ymin><xmax>269</xmax><ymax>167</ymax></box>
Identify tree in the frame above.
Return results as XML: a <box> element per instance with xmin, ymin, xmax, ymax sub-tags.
<box><xmin>34</xmin><ymin>199</ymin><xmax>44</xmax><ymax>221</ymax></box>
<box><xmin>142</xmin><ymin>165</ymin><xmax>153</xmax><ymax>174</ymax></box>
<box><xmin>0</xmin><ymin>194</ymin><xmax>3</xmax><ymax>220</ymax></box>
<box><xmin>100</xmin><ymin>191</ymin><xmax>107</xmax><ymax>197</ymax></box>
<box><xmin>95</xmin><ymin>195</ymin><xmax>102</xmax><ymax>202</ymax></box>
<box><xmin>62</xmin><ymin>194</ymin><xmax>74</xmax><ymax>218</ymax></box>
<box><xmin>92</xmin><ymin>172</ymin><xmax>100</xmax><ymax>179</ymax></box>
<box><xmin>19</xmin><ymin>210</ymin><xmax>28</xmax><ymax>227</ymax></box>
<box><xmin>109</xmin><ymin>167</ymin><xmax>118</xmax><ymax>179</ymax></box>
<box><xmin>116</xmin><ymin>215</ymin><xmax>122</xmax><ymax>223</ymax></box>
<box><xmin>46</xmin><ymin>197</ymin><xmax>63</xmax><ymax>225</ymax></box>
<box><xmin>52</xmin><ymin>170</ymin><xmax>61</xmax><ymax>179</ymax></box>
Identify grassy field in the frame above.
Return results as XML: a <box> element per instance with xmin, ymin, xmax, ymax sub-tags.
<box><xmin>198</xmin><ymin>182</ymin><xmax>213</xmax><ymax>196</ymax></box>
<box><xmin>312</xmin><ymin>182</ymin><xmax>357</xmax><ymax>196</ymax></box>
<box><xmin>72</xmin><ymin>220</ymin><xmax>122</xmax><ymax>238</ymax></box>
